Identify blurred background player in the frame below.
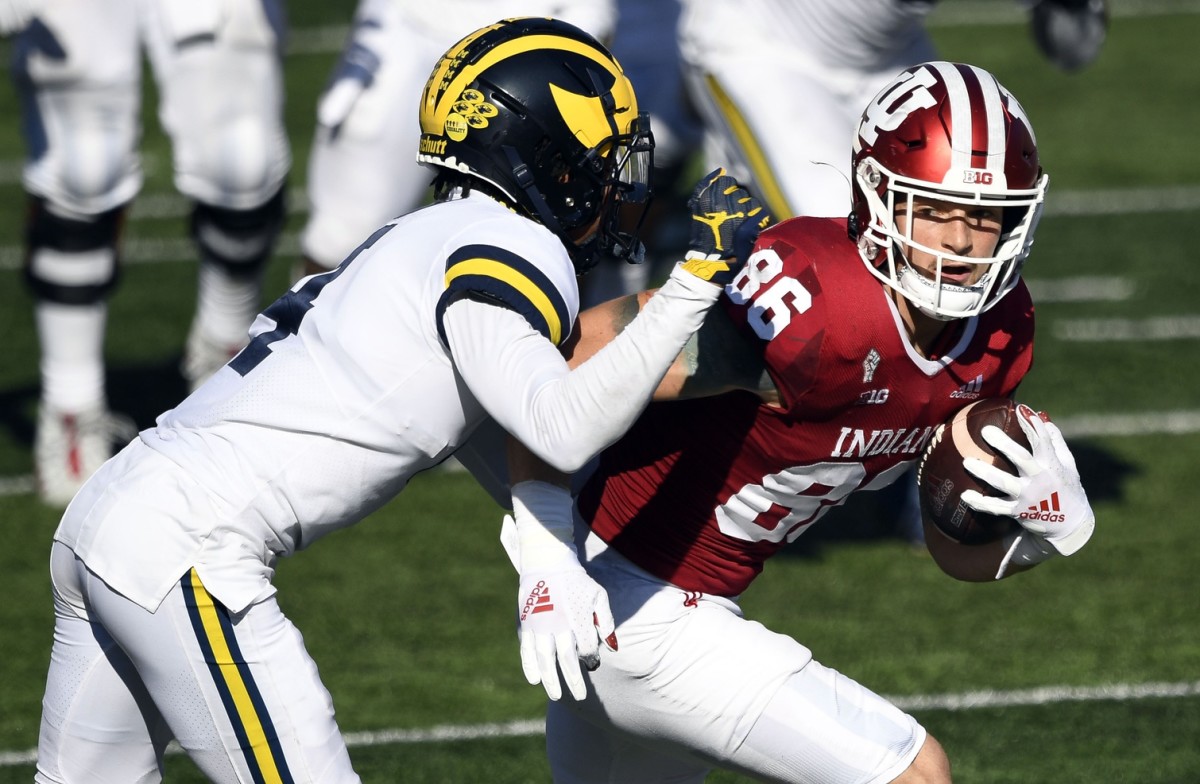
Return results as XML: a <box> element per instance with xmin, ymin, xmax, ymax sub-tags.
<box><xmin>676</xmin><ymin>0</ymin><xmax>1106</xmax><ymax>543</ymax></box>
<box><xmin>298</xmin><ymin>0</ymin><xmax>615</xmax><ymax>282</ymax></box>
<box><xmin>5</xmin><ymin>0</ymin><xmax>291</xmax><ymax>507</ymax></box>
<box><xmin>678</xmin><ymin>0</ymin><xmax>1108</xmax><ymax>220</ymax></box>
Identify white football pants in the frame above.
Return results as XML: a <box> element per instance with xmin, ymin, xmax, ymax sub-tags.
<box><xmin>37</xmin><ymin>542</ymin><xmax>360</xmax><ymax>783</ymax></box>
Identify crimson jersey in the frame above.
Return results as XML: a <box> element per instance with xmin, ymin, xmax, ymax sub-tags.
<box><xmin>578</xmin><ymin>217</ymin><xmax>1034</xmax><ymax>596</ymax></box>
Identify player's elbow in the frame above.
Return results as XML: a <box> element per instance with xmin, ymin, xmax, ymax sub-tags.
<box><xmin>513</xmin><ymin>416</ymin><xmax>604</xmax><ymax>474</ymax></box>
<box><xmin>521</xmin><ymin>437</ymin><xmax>592</xmax><ymax>474</ymax></box>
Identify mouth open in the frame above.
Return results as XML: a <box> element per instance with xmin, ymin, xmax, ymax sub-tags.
<box><xmin>925</xmin><ymin>259</ymin><xmax>979</xmax><ymax>287</ymax></box>
<box><xmin>938</xmin><ymin>264</ymin><xmax>976</xmax><ymax>286</ymax></box>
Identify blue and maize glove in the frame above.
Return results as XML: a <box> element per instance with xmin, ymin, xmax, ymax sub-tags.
<box><xmin>680</xmin><ymin>168</ymin><xmax>773</xmax><ymax>287</ymax></box>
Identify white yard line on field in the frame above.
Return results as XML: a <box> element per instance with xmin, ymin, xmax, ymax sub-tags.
<box><xmin>889</xmin><ymin>679</ymin><xmax>1200</xmax><ymax>711</ymax></box>
<box><xmin>930</xmin><ymin>0</ymin><xmax>1200</xmax><ymax>25</ymax></box>
<box><xmin>0</xmin><ymin>184</ymin><xmax>1196</xmax><ymax>273</ymax></box>
<box><xmin>198</xmin><ymin>0</ymin><xmax>1200</xmax><ymax>58</ymax></box>
<box><xmin>1054</xmin><ymin>315</ymin><xmax>1200</xmax><ymax>341</ymax></box>
<box><xmin>1</xmin><ymin>680</ymin><xmax>1198</xmax><ymax>766</ymax></box>
<box><xmin>1056</xmin><ymin>410</ymin><xmax>1200</xmax><ymax>438</ymax></box>
<box><xmin>0</xmin><ymin>474</ymin><xmax>35</xmax><ymax>496</ymax></box>
<box><xmin>0</xmin><ymin>410</ymin><xmax>1195</xmax><ymax>501</ymax></box>
<box><xmin>1024</xmin><ymin>276</ymin><xmax>1135</xmax><ymax>303</ymax></box>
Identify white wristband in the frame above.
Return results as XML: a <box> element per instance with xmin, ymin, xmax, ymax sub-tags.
<box><xmin>995</xmin><ymin>531</ymin><xmax>1058</xmax><ymax>580</ymax></box>
<box><xmin>511</xmin><ymin>480</ymin><xmax>577</xmax><ymax>570</ymax></box>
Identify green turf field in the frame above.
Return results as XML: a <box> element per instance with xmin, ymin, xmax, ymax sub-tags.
<box><xmin>2</xmin><ymin>2</ymin><xmax>1199</xmax><ymax>781</ymax></box>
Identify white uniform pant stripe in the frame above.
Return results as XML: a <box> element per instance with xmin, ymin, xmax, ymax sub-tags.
<box><xmin>39</xmin><ymin>541</ymin><xmax>363</xmax><ymax>782</ymax></box>
<box><xmin>181</xmin><ymin>569</ymin><xmax>295</xmax><ymax>784</ymax></box>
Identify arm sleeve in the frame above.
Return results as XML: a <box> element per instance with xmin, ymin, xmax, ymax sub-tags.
<box><xmin>443</xmin><ymin>264</ymin><xmax>720</xmax><ymax>473</ymax></box>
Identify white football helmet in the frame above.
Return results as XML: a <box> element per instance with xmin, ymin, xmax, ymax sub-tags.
<box><xmin>850</xmin><ymin>61</ymin><xmax>1049</xmax><ymax>320</ymax></box>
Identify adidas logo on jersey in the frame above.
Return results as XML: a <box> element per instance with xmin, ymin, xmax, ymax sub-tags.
<box><xmin>520</xmin><ymin>580</ymin><xmax>555</xmax><ymax>620</ymax></box>
<box><xmin>950</xmin><ymin>374</ymin><xmax>984</xmax><ymax>399</ymax></box>
<box><xmin>1020</xmin><ymin>492</ymin><xmax>1066</xmax><ymax>523</ymax></box>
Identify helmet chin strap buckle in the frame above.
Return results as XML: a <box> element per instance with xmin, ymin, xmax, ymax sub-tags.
<box><xmin>504</xmin><ymin>146</ymin><xmax>536</xmax><ymax>193</ymax></box>
<box><xmin>501</xmin><ymin>144</ymin><xmax>564</xmax><ymax>234</ymax></box>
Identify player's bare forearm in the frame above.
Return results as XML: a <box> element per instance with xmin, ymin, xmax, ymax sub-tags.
<box><xmin>563</xmin><ymin>290</ymin><xmax>778</xmax><ymax>404</ymax></box>
<box><xmin>560</xmin><ymin>292</ymin><xmax>646</xmax><ymax>369</ymax></box>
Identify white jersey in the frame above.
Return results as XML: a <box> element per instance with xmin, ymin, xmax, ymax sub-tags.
<box><xmin>56</xmin><ymin>190</ymin><xmax>721</xmax><ymax>615</ymax></box>
<box><xmin>56</xmin><ymin>192</ymin><xmax>574</xmax><ymax>612</ymax></box>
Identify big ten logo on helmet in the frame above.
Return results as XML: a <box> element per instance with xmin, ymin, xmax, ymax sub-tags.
<box><xmin>857</xmin><ymin>66</ymin><xmax>939</xmax><ymax>146</ymax></box>
<box><xmin>445</xmin><ymin>89</ymin><xmax>498</xmax><ymax>141</ymax></box>
<box><xmin>964</xmin><ymin>171</ymin><xmax>994</xmax><ymax>185</ymax></box>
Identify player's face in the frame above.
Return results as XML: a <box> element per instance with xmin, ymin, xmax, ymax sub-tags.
<box><xmin>894</xmin><ymin>197</ymin><xmax>1003</xmax><ymax>286</ymax></box>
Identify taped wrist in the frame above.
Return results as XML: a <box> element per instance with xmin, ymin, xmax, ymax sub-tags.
<box><xmin>995</xmin><ymin>531</ymin><xmax>1058</xmax><ymax>579</ymax></box>
<box><xmin>662</xmin><ymin>259</ymin><xmax>727</xmax><ymax>300</ymax></box>
<box><xmin>511</xmin><ymin>481</ymin><xmax>577</xmax><ymax>571</ymax></box>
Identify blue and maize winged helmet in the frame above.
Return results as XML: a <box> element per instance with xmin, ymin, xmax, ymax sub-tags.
<box><xmin>418</xmin><ymin>17</ymin><xmax>654</xmax><ymax>273</ymax></box>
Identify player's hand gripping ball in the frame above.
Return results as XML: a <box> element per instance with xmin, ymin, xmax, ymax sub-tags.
<box><xmin>916</xmin><ymin>398</ymin><xmax>1027</xmax><ymax>545</ymax></box>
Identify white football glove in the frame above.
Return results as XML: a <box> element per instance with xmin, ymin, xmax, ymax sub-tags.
<box><xmin>961</xmin><ymin>404</ymin><xmax>1095</xmax><ymax>557</ymax></box>
<box><xmin>502</xmin><ymin>481</ymin><xmax>616</xmax><ymax>702</ymax></box>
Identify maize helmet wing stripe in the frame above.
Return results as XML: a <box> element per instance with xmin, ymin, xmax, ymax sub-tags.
<box><xmin>421</xmin><ymin>32</ymin><xmax>638</xmax><ymax>141</ymax></box>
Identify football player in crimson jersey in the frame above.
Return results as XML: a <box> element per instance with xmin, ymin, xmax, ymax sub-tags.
<box><xmin>676</xmin><ymin>0</ymin><xmax>1108</xmax><ymax>548</ymax></box>
<box><xmin>503</xmin><ymin>62</ymin><xmax>1095</xmax><ymax>783</ymax></box>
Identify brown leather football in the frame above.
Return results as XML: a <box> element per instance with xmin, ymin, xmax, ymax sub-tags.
<box><xmin>916</xmin><ymin>398</ymin><xmax>1028</xmax><ymax>545</ymax></box>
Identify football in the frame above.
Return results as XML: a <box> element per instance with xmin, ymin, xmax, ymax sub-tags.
<box><xmin>916</xmin><ymin>397</ymin><xmax>1028</xmax><ymax>545</ymax></box>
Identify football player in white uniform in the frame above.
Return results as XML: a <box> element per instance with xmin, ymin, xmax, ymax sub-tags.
<box><xmin>5</xmin><ymin>0</ymin><xmax>292</xmax><ymax>507</ymax></box>
<box><xmin>299</xmin><ymin>0</ymin><xmax>617</xmax><ymax>281</ymax></box>
<box><xmin>34</xmin><ymin>18</ymin><xmax>771</xmax><ymax>783</ymax></box>
<box><xmin>505</xmin><ymin>62</ymin><xmax>1096</xmax><ymax>782</ymax></box>
<box><xmin>678</xmin><ymin>0</ymin><xmax>1108</xmax><ymax>221</ymax></box>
